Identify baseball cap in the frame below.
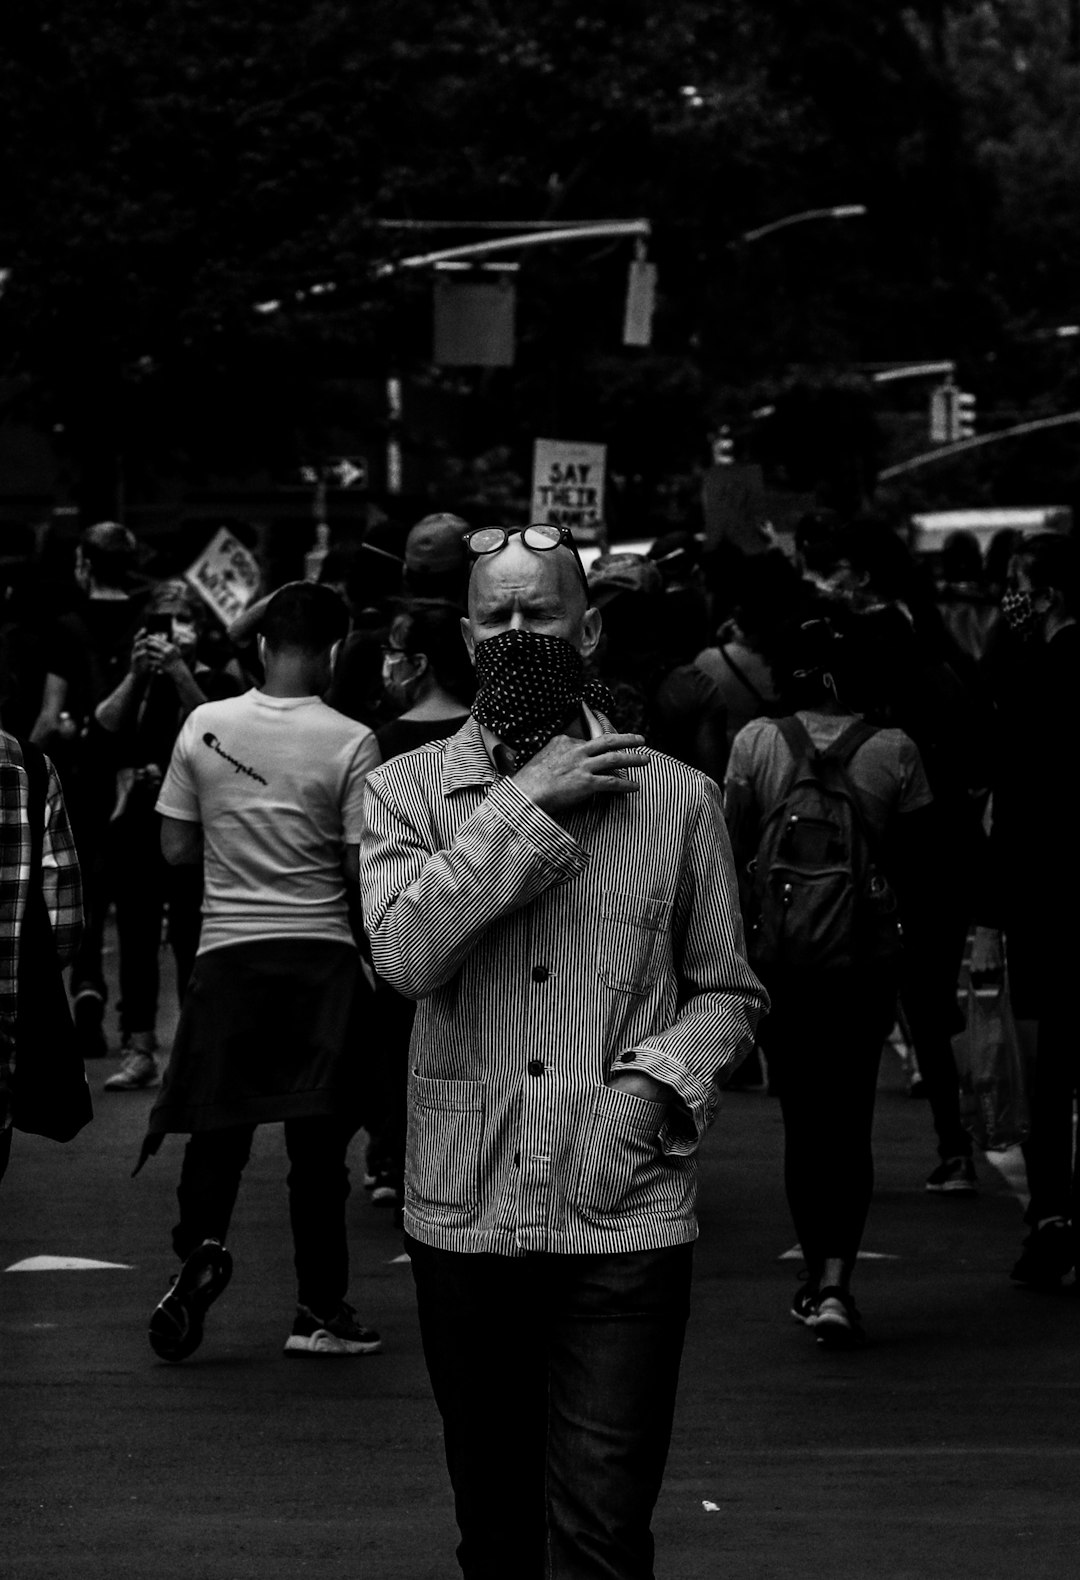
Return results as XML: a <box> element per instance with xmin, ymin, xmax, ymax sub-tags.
<box><xmin>586</xmin><ymin>552</ymin><xmax>663</xmax><ymax>608</ymax></box>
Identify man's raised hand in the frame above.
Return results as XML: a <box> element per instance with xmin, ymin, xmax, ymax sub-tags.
<box><xmin>513</xmin><ymin>733</ymin><xmax>650</xmax><ymax>816</ymax></box>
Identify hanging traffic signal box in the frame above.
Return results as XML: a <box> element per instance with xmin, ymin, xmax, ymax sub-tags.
<box><xmin>953</xmin><ymin>390</ymin><xmax>976</xmax><ymax>440</ymax></box>
<box><xmin>929</xmin><ymin>384</ymin><xmax>976</xmax><ymax>444</ymax></box>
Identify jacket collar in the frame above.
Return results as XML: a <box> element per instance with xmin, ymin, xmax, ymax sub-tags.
<box><xmin>440</xmin><ymin>707</ymin><xmax>610</xmax><ymax>796</ymax></box>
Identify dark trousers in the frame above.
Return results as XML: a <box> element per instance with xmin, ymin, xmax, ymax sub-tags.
<box><xmin>901</xmin><ymin>910</ymin><xmax>971</xmax><ymax>1161</ymax></box>
<box><xmin>0</xmin><ymin>1126</ymin><xmax>10</xmax><ymax>1187</ymax></box>
<box><xmin>174</xmin><ymin>1116</ymin><xmax>357</xmax><ymax>1314</ymax></box>
<box><xmin>112</xmin><ymin>801</ymin><xmax>201</xmax><ymax>1036</ymax></box>
<box><xmin>1021</xmin><ymin>997</ymin><xmax>1078</xmax><ymax>1228</ymax></box>
<box><xmin>761</xmin><ymin>969</ymin><xmax>897</xmax><ymax>1281</ymax></box>
<box><xmin>407</xmin><ymin>1237</ymin><xmax>693</xmax><ymax>1580</ymax></box>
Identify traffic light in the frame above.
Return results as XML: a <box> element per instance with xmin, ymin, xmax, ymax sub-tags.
<box><xmin>953</xmin><ymin>390</ymin><xmax>976</xmax><ymax>441</ymax></box>
<box><xmin>929</xmin><ymin>384</ymin><xmax>953</xmax><ymax>444</ymax></box>
<box><xmin>928</xmin><ymin>384</ymin><xmax>977</xmax><ymax>444</ymax></box>
<box><xmin>712</xmin><ymin>425</ymin><xmax>734</xmax><ymax>465</ymax></box>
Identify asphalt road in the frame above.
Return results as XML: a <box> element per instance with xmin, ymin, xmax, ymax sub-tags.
<box><xmin>3</xmin><ymin>945</ymin><xmax>1079</xmax><ymax>1580</ymax></box>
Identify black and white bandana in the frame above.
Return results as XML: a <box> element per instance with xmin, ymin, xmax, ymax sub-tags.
<box><xmin>472</xmin><ymin>629</ymin><xmax>612</xmax><ymax>765</ymax></box>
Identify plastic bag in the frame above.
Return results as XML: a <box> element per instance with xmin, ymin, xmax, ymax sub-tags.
<box><xmin>952</xmin><ymin>966</ymin><xmax>1029</xmax><ymax>1151</ymax></box>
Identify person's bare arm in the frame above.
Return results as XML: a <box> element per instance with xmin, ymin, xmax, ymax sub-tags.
<box><xmin>29</xmin><ymin>673</ymin><xmax>69</xmax><ymax>746</ymax></box>
<box><xmin>160</xmin><ymin>816</ymin><xmax>203</xmax><ymax>866</ymax></box>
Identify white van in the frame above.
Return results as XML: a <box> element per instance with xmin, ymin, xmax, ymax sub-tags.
<box><xmin>908</xmin><ymin>506</ymin><xmax>1072</xmax><ymax>555</ymax></box>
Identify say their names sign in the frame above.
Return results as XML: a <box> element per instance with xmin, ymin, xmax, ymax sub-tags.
<box><xmin>531</xmin><ymin>439</ymin><xmax>606</xmax><ymax>542</ymax></box>
<box><xmin>185</xmin><ymin>527</ymin><xmax>261</xmax><ymax>626</ymax></box>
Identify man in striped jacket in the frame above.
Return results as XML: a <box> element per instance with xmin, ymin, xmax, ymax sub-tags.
<box><xmin>360</xmin><ymin>523</ymin><xmax>766</xmax><ymax>1580</ymax></box>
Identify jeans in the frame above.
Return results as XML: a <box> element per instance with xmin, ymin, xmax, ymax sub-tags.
<box><xmin>406</xmin><ymin>1237</ymin><xmax>694</xmax><ymax>1580</ymax></box>
<box><xmin>174</xmin><ymin>1116</ymin><xmax>357</xmax><ymax>1314</ymax></box>
<box><xmin>760</xmin><ymin>967</ymin><xmax>897</xmax><ymax>1281</ymax></box>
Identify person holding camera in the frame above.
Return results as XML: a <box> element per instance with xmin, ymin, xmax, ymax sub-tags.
<box><xmin>94</xmin><ymin>583</ymin><xmax>239</xmax><ymax>1091</ymax></box>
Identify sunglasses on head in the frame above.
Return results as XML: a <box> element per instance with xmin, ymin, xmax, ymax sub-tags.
<box><xmin>462</xmin><ymin>522</ymin><xmax>591</xmax><ymax>598</ymax></box>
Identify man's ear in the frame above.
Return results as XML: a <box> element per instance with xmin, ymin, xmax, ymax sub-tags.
<box><xmin>257</xmin><ymin>634</ymin><xmax>268</xmax><ymax>671</ymax></box>
<box><xmin>579</xmin><ymin>605</ymin><xmax>602</xmax><ymax>661</ymax></box>
<box><xmin>460</xmin><ymin>616</ymin><xmax>476</xmax><ymax>662</ymax></box>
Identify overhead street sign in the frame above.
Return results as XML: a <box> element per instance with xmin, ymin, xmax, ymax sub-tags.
<box><xmin>299</xmin><ymin>457</ymin><xmax>369</xmax><ymax>488</ymax></box>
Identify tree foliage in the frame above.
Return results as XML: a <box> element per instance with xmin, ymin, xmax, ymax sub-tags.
<box><xmin>1</xmin><ymin>0</ymin><xmax>1079</xmax><ymax>516</ymax></box>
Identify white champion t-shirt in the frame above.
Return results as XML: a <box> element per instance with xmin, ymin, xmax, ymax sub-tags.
<box><xmin>156</xmin><ymin>689</ymin><xmax>381</xmax><ymax>955</ymax></box>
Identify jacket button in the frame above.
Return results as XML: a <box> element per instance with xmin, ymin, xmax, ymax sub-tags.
<box><xmin>531</xmin><ymin>965</ymin><xmax>550</xmax><ymax>982</ymax></box>
<box><xmin>527</xmin><ymin>1059</ymin><xmax>545</xmax><ymax>1077</ymax></box>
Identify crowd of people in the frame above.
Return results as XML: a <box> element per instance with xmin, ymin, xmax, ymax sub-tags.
<box><xmin>0</xmin><ymin>504</ymin><xmax>1075</xmax><ymax>1579</ymax></box>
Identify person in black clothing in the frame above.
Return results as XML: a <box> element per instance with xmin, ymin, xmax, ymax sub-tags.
<box><xmin>811</xmin><ymin>521</ymin><xmax>995</xmax><ymax>1193</ymax></box>
<box><xmin>92</xmin><ymin>582</ymin><xmax>241</xmax><ymax>1090</ymax></box>
<box><xmin>364</xmin><ymin>601</ymin><xmax>474</xmax><ymax>1208</ymax></box>
<box><xmin>30</xmin><ymin>521</ymin><xmax>147</xmax><ymax>1057</ymax></box>
<box><xmin>979</xmin><ymin>534</ymin><xmax>1080</xmax><ymax>1287</ymax></box>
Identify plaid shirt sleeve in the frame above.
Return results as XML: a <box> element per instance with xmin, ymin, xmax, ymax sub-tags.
<box><xmin>39</xmin><ymin>757</ymin><xmax>83</xmax><ymax>967</ymax></box>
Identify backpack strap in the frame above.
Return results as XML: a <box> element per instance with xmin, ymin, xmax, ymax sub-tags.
<box><xmin>823</xmin><ymin>719</ymin><xmax>880</xmax><ymax>770</ymax></box>
<box><xmin>775</xmin><ymin>714</ymin><xmax>816</xmax><ymax>765</ymax></box>
<box><xmin>719</xmin><ymin>645</ymin><xmax>766</xmax><ymax>708</ymax></box>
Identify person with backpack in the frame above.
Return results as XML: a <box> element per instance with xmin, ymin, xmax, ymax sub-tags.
<box><xmin>724</xmin><ymin>604</ymin><xmax>934</xmax><ymax>1346</ymax></box>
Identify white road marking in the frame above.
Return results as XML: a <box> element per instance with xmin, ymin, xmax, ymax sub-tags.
<box><xmin>4</xmin><ymin>1256</ymin><xmax>133</xmax><ymax>1272</ymax></box>
<box><xmin>778</xmin><ymin>1244</ymin><xmax>898</xmax><ymax>1261</ymax></box>
<box><xmin>388</xmin><ymin>1253</ymin><xmax>411</xmax><ymax>1264</ymax></box>
<box><xmin>702</xmin><ymin>1501</ymin><xmax>721</xmax><ymax>1512</ymax></box>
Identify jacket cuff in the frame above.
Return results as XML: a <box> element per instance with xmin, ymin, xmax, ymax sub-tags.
<box><xmin>485</xmin><ymin>777</ymin><xmax>589</xmax><ymax>877</ymax></box>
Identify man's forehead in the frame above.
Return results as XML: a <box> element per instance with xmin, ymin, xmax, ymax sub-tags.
<box><xmin>469</xmin><ymin>539</ymin><xmax>579</xmax><ymax>601</ymax></box>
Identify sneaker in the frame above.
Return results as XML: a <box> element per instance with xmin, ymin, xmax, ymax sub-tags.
<box><xmin>813</xmin><ymin>1286</ymin><xmax>866</xmax><ymax>1349</ymax></box>
<box><xmin>284</xmin><ymin>1301</ymin><xmax>383</xmax><ymax>1356</ymax></box>
<box><xmin>925</xmin><ymin>1156</ymin><xmax>977</xmax><ymax>1194</ymax></box>
<box><xmin>791</xmin><ymin>1283</ymin><xmax>818</xmax><ymax>1325</ymax></box>
<box><xmin>149</xmin><ymin>1238</ymin><xmax>233</xmax><ymax>1362</ymax></box>
<box><xmin>104</xmin><ymin>1044</ymin><xmax>159</xmax><ymax>1091</ymax></box>
<box><xmin>1011</xmin><ymin>1219</ymin><xmax>1075</xmax><ymax>1290</ymax></box>
<box><xmin>72</xmin><ymin>988</ymin><xmax>108</xmax><ymax>1059</ymax></box>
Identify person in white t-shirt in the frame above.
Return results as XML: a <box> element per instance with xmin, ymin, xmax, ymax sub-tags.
<box><xmin>140</xmin><ymin>583</ymin><xmax>383</xmax><ymax>1363</ymax></box>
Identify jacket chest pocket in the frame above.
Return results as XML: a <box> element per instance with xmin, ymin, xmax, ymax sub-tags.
<box><xmin>597</xmin><ymin>892</ymin><xmax>673</xmax><ymax>995</ymax></box>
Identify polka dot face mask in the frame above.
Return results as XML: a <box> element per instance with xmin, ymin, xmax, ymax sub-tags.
<box><xmin>472</xmin><ymin>629</ymin><xmax>608</xmax><ymax>765</ymax></box>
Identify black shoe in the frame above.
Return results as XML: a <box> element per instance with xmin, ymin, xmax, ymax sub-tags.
<box><xmin>814</xmin><ymin>1286</ymin><xmax>866</xmax><ymax>1349</ymax></box>
<box><xmin>149</xmin><ymin>1239</ymin><xmax>233</xmax><ymax>1362</ymax></box>
<box><xmin>791</xmin><ymin>1282</ymin><xmax>818</xmax><ymax>1325</ymax></box>
<box><xmin>72</xmin><ymin>989</ymin><xmax>108</xmax><ymax>1059</ymax></box>
<box><xmin>1011</xmin><ymin>1219</ymin><xmax>1075</xmax><ymax>1290</ymax></box>
<box><xmin>283</xmin><ymin>1302</ymin><xmax>382</xmax><ymax>1356</ymax></box>
<box><xmin>926</xmin><ymin>1156</ymin><xmax>977</xmax><ymax>1194</ymax></box>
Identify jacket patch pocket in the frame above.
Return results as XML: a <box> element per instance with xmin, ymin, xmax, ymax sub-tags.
<box><xmin>573</xmin><ymin>1082</ymin><xmax>668</xmax><ymax>1219</ymax></box>
<box><xmin>597</xmin><ymin>892</ymin><xmax>672</xmax><ymax>995</ymax></box>
<box><xmin>408</xmin><ymin>1075</ymin><xmax>483</xmax><ymax>1218</ymax></box>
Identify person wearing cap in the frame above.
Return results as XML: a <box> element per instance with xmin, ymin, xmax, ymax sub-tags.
<box><xmin>588</xmin><ymin>551</ymin><xmax>728</xmax><ymax>781</ymax></box>
<box><xmin>31</xmin><ymin>522</ymin><xmax>147</xmax><ymax>1059</ymax></box>
<box><xmin>403</xmin><ymin>512</ymin><xmax>471</xmax><ymax>606</ymax></box>
<box><xmin>361</xmin><ymin>520</ymin><xmax>765</xmax><ymax>1579</ymax></box>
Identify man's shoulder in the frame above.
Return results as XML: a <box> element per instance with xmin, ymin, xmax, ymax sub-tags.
<box><xmin>368</xmin><ymin>734</ymin><xmax>453</xmax><ymax>789</ymax></box>
<box><xmin>633</xmin><ymin>746</ymin><xmax>718</xmax><ymax>812</ymax></box>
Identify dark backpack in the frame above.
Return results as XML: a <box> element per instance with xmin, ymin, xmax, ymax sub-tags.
<box><xmin>745</xmin><ymin>716</ymin><xmax>902</xmax><ymax>974</ymax></box>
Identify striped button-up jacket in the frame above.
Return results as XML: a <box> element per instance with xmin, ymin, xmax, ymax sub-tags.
<box><xmin>360</xmin><ymin>714</ymin><xmax>767</xmax><ymax>1256</ymax></box>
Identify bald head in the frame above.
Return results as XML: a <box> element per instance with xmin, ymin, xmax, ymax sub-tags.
<box><xmin>462</xmin><ymin>536</ymin><xmax>600</xmax><ymax>660</ymax></box>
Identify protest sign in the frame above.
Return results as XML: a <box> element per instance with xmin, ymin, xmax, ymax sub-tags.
<box><xmin>531</xmin><ymin>439</ymin><xmax>606</xmax><ymax>543</ymax></box>
<box><xmin>184</xmin><ymin>526</ymin><xmax>261</xmax><ymax>627</ymax></box>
